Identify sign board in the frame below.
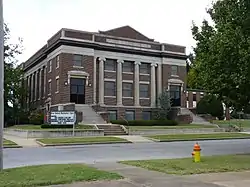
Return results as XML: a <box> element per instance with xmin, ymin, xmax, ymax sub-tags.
<box><xmin>50</xmin><ymin>111</ymin><xmax>76</xmax><ymax>125</ymax></box>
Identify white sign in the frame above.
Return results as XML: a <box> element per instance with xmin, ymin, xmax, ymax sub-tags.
<box><xmin>50</xmin><ymin>111</ymin><xmax>76</xmax><ymax>125</ymax></box>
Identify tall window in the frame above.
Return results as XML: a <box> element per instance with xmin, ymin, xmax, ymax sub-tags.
<box><xmin>123</xmin><ymin>61</ymin><xmax>134</xmax><ymax>73</ymax></box>
<box><xmin>73</xmin><ymin>54</ymin><xmax>82</xmax><ymax>67</ymax></box>
<box><xmin>108</xmin><ymin>111</ymin><xmax>117</xmax><ymax>121</ymax></box>
<box><xmin>122</xmin><ymin>83</ymin><xmax>133</xmax><ymax>97</ymax></box>
<box><xmin>48</xmin><ymin>60</ymin><xmax>52</xmax><ymax>72</ymax></box>
<box><xmin>56</xmin><ymin>78</ymin><xmax>59</xmax><ymax>93</ymax></box>
<box><xmin>48</xmin><ymin>80</ymin><xmax>52</xmax><ymax>95</ymax></box>
<box><xmin>104</xmin><ymin>81</ymin><xmax>116</xmax><ymax>96</ymax></box>
<box><xmin>125</xmin><ymin>110</ymin><xmax>135</xmax><ymax>120</ymax></box>
<box><xmin>56</xmin><ymin>55</ymin><xmax>60</xmax><ymax>68</ymax></box>
<box><xmin>140</xmin><ymin>63</ymin><xmax>150</xmax><ymax>74</ymax></box>
<box><xmin>70</xmin><ymin>78</ymin><xmax>86</xmax><ymax>104</ymax></box>
<box><xmin>139</xmin><ymin>84</ymin><xmax>149</xmax><ymax>98</ymax></box>
<box><xmin>104</xmin><ymin>59</ymin><xmax>116</xmax><ymax>71</ymax></box>
<box><xmin>171</xmin><ymin>65</ymin><xmax>178</xmax><ymax>75</ymax></box>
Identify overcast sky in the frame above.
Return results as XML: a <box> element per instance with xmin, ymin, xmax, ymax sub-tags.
<box><xmin>3</xmin><ymin>0</ymin><xmax>212</xmax><ymax>62</ymax></box>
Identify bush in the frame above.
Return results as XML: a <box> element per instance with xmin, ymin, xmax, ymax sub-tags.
<box><xmin>41</xmin><ymin>124</ymin><xmax>74</xmax><ymax>129</ymax></box>
<box><xmin>110</xmin><ymin>120</ymin><xmax>178</xmax><ymax>126</ymax></box>
<box><xmin>196</xmin><ymin>94</ymin><xmax>224</xmax><ymax>119</ymax></box>
<box><xmin>29</xmin><ymin>110</ymin><xmax>44</xmax><ymax>125</ymax></box>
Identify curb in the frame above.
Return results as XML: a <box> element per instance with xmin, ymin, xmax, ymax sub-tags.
<box><xmin>36</xmin><ymin>140</ymin><xmax>132</xmax><ymax>147</ymax></box>
<box><xmin>151</xmin><ymin>137</ymin><xmax>250</xmax><ymax>142</ymax></box>
<box><xmin>3</xmin><ymin>145</ymin><xmax>22</xmax><ymax>148</ymax></box>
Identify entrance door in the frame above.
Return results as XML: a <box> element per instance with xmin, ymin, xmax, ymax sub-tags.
<box><xmin>169</xmin><ymin>85</ymin><xmax>181</xmax><ymax>107</ymax></box>
<box><xmin>70</xmin><ymin>78</ymin><xmax>86</xmax><ymax>104</ymax></box>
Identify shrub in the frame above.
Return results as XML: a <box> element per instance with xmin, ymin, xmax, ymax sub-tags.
<box><xmin>41</xmin><ymin>124</ymin><xmax>73</xmax><ymax>129</ymax></box>
<box><xmin>110</xmin><ymin>120</ymin><xmax>178</xmax><ymax>126</ymax></box>
<box><xmin>196</xmin><ymin>94</ymin><xmax>224</xmax><ymax>119</ymax></box>
<box><xmin>29</xmin><ymin>110</ymin><xmax>44</xmax><ymax>125</ymax></box>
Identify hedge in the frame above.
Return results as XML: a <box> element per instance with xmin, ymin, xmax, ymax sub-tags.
<box><xmin>41</xmin><ymin>124</ymin><xmax>74</xmax><ymax>129</ymax></box>
<box><xmin>110</xmin><ymin>120</ymin><xmax>178</xmax><ymax>126</ymax></box>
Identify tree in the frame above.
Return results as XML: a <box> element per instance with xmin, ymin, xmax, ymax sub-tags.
<box><xmin>154</xmin><ymin>89</ymin><xmax>172</xmax><ymax>120</ymax></box>
<box><xmin>190</xmin><ymin>0</ymin><xmax>250</xmax><ymax>112</ymax></box>
<box><xmin>4</xmin><ymin>24</ymin><xmax>26</xmax><ymax>125</ymax></box>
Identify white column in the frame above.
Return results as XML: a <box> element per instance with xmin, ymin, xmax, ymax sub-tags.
<box><xmin>30</xmin><ymin>73</ymin><xmax>34</xmax><ymax>101</ymax></box>
<box><xmin>43</xmin><ymin>66</ymin><xmax>47</xmax><ymax>97</ymax></box>
<box><xmin>93</xmin><ymin>58</ymin><xmax>97</xmax><ymax>104</ymax></box>
<box><xmin>157</xmin><ymin>63</ymin><xmax>162</xmax><ymax>96</ymax></box>
<box><xmin>39</xmin><ymin>69</ymin><xmax>42</xmax><ymax>100</ymax></box>
<box><xmin>150</xmin><ymin>63</ymin><xmax>157</xmax><ymax>107</ymax></box>
<box><xmin>99</xmin><ymin>57</ymin><xmax>105</xmax><ymax>105</ymax></box>
<box><xmin>134</xmin><ymin>61</ymin><xmax>141</xmax><ymax>106</ymax></box>
<box><xmin>117</xmin><ymin>59</ymin><xmax>124</xmax><ymax>106</ymax></box>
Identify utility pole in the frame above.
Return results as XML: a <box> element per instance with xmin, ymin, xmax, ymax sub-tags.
<box><xmin>0</xmin><ymin>0</ymin><xmax>4</xmax><ymax>170</ymax></box>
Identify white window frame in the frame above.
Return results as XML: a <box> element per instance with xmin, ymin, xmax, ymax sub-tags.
<box><xmin>55</xmin><ymin>76</ymin><xmax>59</xmax><ymax>93</ymax></box>
<box><xmin>56</xmin><ymin>55</ymin><xmax>60</xmax><ymax>69</ymax></box>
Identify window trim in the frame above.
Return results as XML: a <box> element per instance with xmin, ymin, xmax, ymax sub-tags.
<box><xmin>48</xmin><ymin>79</ymin><xmax>52</xmax><ymax>95</ymax></box>
<box><xmin>122</xmin><ymin>61</ymin><xmax>134</xmax><ymax>73</ymax></box>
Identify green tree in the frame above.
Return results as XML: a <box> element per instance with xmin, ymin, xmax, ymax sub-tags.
<box><xmin>4</xmin><ymin>24</ymin><xmax>26</xmax><ymax>125</ymax></box>
<box><xmin>190</xmin><ymin>0</ymin><xmax>250</xmax><ymax>111</ymax></box>
<box><xmin>154</xmin><ymin>89</ymin><xmax>172</xmax><ymax>120</ymax></box>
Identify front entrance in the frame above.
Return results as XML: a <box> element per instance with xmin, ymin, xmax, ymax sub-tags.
<box><xmin>169</xmin><ymin>85</ymin><xmax>181</xmax><ymax>107</ymax></box>
<box><xmin>70</xmin><ymin>78</ymin><xmax>86</xmax><ymax>104</ymax></box>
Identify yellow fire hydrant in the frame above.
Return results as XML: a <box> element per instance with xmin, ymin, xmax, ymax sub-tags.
<box><xmin>192</xmin><ymin>143</ymin><xmax>201</xmax><ymax>162</ymax></box>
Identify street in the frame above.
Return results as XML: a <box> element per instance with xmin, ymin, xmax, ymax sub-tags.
<box><xmin>3</xmin><ymin>139</ymin><xmax>250</xmax><ymax>169</ymax></box>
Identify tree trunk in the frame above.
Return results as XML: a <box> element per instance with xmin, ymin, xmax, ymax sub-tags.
<box><xmin>225</xmin><ymin>107</ymin><xmax>230</xmax><ymax>120</ymax></box>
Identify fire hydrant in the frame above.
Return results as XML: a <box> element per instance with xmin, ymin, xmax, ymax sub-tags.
<box><xmin>192</xmin><ymin>143</ymin><xmax>201</xmax><ymax>162</ymax></box>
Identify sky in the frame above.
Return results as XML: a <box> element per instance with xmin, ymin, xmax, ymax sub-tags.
<box><xmin>3</xmin><ymin>0</ymin><xmax>212</xmax><ymax>63</ymax></box>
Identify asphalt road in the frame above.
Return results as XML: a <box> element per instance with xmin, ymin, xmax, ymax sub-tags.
<box><xmin>3</xmin><ymin>139</ymin><xmax>250</xmax><ymax>169</ymax></box>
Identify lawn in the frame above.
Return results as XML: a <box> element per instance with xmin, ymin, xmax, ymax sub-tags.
<box><xmin>3</xmin><ymin>139</ymin><xmax>18</xmax><ymax>147</ymax></box>
<box><xmin>37</xmin><ymin>136</ymin><xmax>130</xmax><ymax>145</ymax></box>
<box><xmin>213</xmin><ymin>119</ymin><xmax>250</xmax><ymax>128</ymax></box>
<box><xmin>120</xmin><ymin>154</ymin><xmax>250</xmax><ymax>175</ymax></box>
<box><xmin>129</xmin><ymin>124</ymin><xmax>217</xmax><ymax>130</ymax></box>
<box><xmin>0</xmin><ymin>164</ymin><xmax>122</xmax><ymax>187</ymax></box>
<box><xmin>8</xmin><ymin>124</ymin><xmax>95</xmax><ymax>130</ymax></box>
<box><xmin>147</xmin><ymin>133</ymin><xmax>250</xmax><ymax>142</ymax></box>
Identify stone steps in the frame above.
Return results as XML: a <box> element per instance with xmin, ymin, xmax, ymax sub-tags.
<box><xmin>97</xmin><ymin>125</ymin><xmax>128</xmax><ymax>136</ymax></box>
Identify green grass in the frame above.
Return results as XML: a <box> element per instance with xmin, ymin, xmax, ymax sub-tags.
<box><xmin>120</xmin><ymin>154</ymin><xmax>250</xmax><ymax>175</ymax></box>
<box><xmin>37</xmin><ymin>136</ymin><xmax>130</xmax><ymax>145</ymax></box>
<box><xmin>0</xmin><ymin>164</ymin><xmax>122</xmax><ymax>187</ymax></box>
<box><xmin>147</xmin><ymin>133</ymin><xmax>250</xmax><ymax>142</ymax></box>
<box><xmin>8</xmin><ymin>124</ymin><xmax>95</xmax><ymax>130</ymax></box>
<box><xmin>129</xmin><ymin>124</ymin><xmax>217</xmax><ymax>130</ymax></box>
<box><xmin>213</xmin><ymin>120</ymin><xmax>250</xmax><ymax>128</ymax></box>
<box><xmin>3</xmin><ymin>139</ymin><xmax>18</xmax><ymax>147</ymax></box>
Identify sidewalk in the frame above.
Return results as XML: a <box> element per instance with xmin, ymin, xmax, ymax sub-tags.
<box><xmin>47</xmin><ymin>162</ymin><xmax>237</xmax><ymax>187</ymax></box>
<box><xmin>114</xmin><ymin>135</ymin><xmax>154</xmax><ymax>143</ymax></box>
<box><xmin>4</xmin><ymin>134</ymin><xmax>40</xmax><ymax>147</ymax></box>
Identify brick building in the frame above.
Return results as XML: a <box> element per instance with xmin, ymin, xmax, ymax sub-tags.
<box><xmin>22</xmin><ymin>26</ymin><xmax>187</xmax><ymax>123</ymax></box>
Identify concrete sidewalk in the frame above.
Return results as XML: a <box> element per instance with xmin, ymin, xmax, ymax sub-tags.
<box><xmin>4</xmin><ymin>134</ymin><xmax>40</xmax><ymax>147</ymax></box>
<box><xmin>114</xmin><ymin>135</ymin><xmax>154</xmax><ymax>143</ymax></box>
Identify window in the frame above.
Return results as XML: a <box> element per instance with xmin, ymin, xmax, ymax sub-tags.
<box><xmin>56</xmin><ymin>55</ymin><xmax>60</xmax><ymax>68</ymax></box>
<box><xmin>142</xmin><ymin>111</ymin><xmax>151</xmax><ymax>120</ymax></box>
<box><xmin>139</xmin><ymin>84</ymin><xmax>149</xmax><ymax>98</ymax></box>
<box><xmin>48</xmin><ymin>60</ymin><xmax>52</xmax><ymax>72</ymax></box>
<box><xmin>108</xmin><ymin>111</ymin><xmax>117</xmax><ymax>121</ymax></box>
<box><xmin>140</xmin><ymin>63</ymin><xmax>150</xmax><ymax>74</ymax></box>
<box><xmin>122</xmin><ymin>83</ymin><xmax>133</xmax><ymax>97</ymax></box>
<box><xmin>104</xmin><ymin>81</ymin><xmax>116</xmax><ymax>96</ymax></box>
<box><xmin>56</xmin><ymin>77</ymin><xmax>59</xmax><ymax>93</ymax></box>
<box><xmin>73</xmin><ymin>54</ymin><xmax>82</xmax><ymax>67</ymax></box>
<box><xmin>125</xmin><ymin>111</ymin><xmax>135</xmax><ymax>120</ymax></box>
<box><xmin>171</xmin><ymin>65</ymin><xmax>178</xmax><ymax>75</ymax></box>
<box><xmin>123</xmin><ymin>61</ymin><xmax>134</xmax><ymax>73</ymax></box>
<box><xmin>104</xmin><ymin>59</ymin><xmax>116</xmax><ymax>71</ymax></box>
<box><xmin>48</xmin><ymin>80</ymin><xmax>52</xmax><ymax>95</ymax></box>
<box><xmin>193</xmin><ymin>93</ymin><xmax>197</xmax><ymax>101</ymax></box>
